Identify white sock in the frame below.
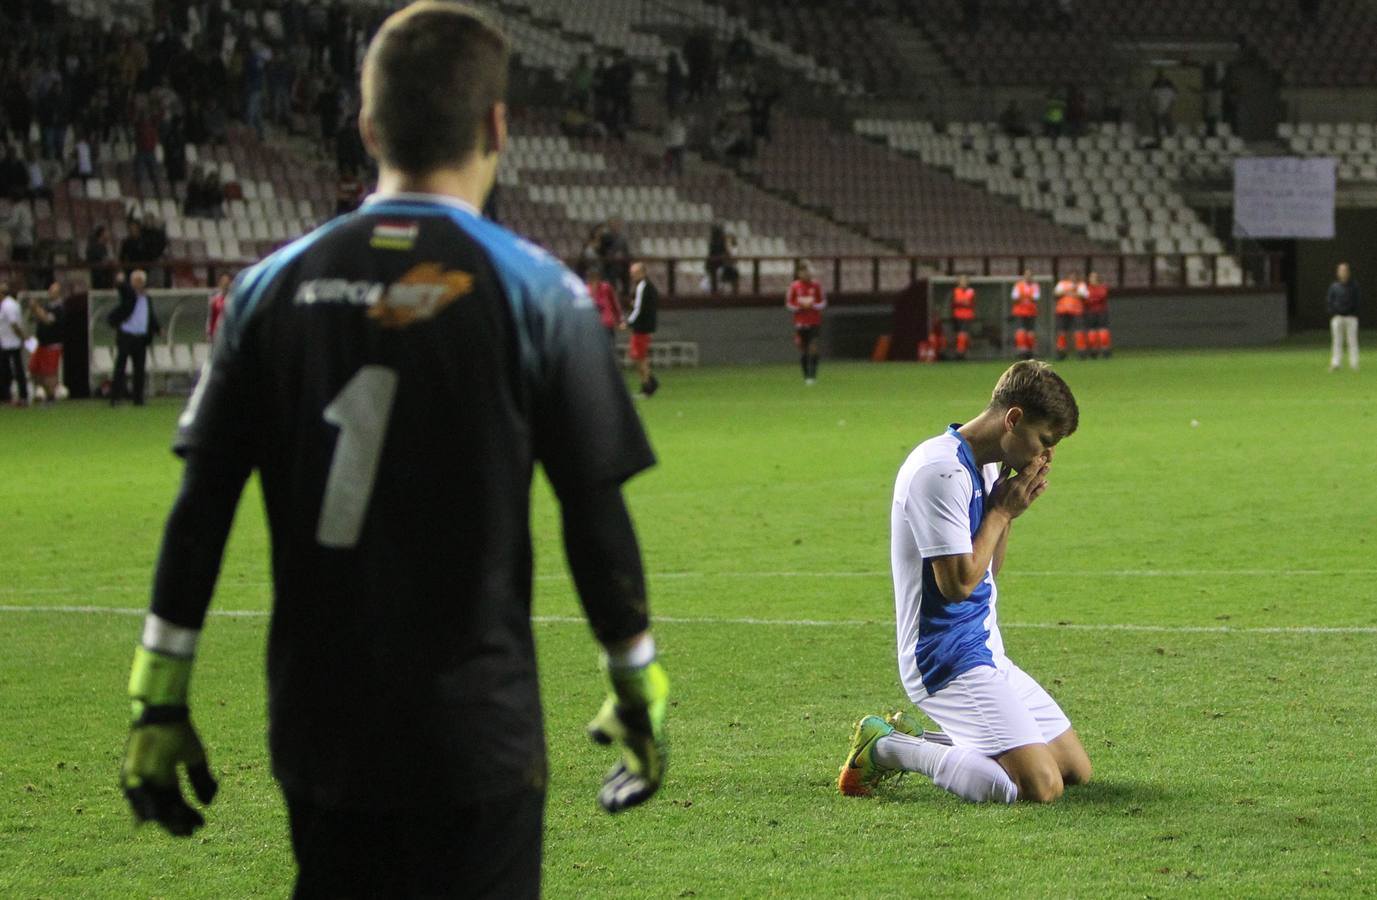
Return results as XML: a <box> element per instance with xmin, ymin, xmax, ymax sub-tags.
<box><xmin>873</xmin><ymin>732</ymin><xmax>947</xmax><ymax>775</ymax></box>
<box><xmin>932</xmin><ymin>747</ymin><xmax>1019</xmax><ymax>804</ymax></box>
<box><xmin>873</xmin><ymin>734</ymin><xmax>1018</xmax><ymax>804</ymax></box>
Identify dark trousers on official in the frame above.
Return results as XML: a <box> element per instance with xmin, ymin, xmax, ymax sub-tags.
<box><xmin>286</xmin><ymin>788</ymin><xmax>545</xmax><ymax>900</ymax></box>
<box><xmin>1</xmin><ymin>348</ymin><xmax>27</xmax><ymax>403</ymax></box>
<box><xmin>112</xmin><ymin>331</ymin><xmax>149</xmax><ymax>404</ymax></box>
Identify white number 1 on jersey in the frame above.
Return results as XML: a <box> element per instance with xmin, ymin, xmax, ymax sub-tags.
<box><xmin>316</xmin><ymin>365</ymin><xmax>399</xmax><ymax>548</ymax></box>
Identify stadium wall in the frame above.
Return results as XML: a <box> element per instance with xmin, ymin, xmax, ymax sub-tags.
<box><xmin>658</xmin><ymin>290</ymin><xmax>1287</xmax><ymax>364</ymax></box>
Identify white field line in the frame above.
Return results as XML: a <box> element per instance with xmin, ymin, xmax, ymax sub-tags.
<box><xmin>0</xmin><ymin>605</ymin><xmax>1373</xmax><ymax>635</ymax></box>
<box><xmin>2</xmin><ymin>568</ymin><xmax>1371</xmax><ymax>600</ymax></box>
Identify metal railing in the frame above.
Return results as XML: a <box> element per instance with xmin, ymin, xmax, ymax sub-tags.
<box><xmin>0</xmin><ymin>250</ymin><xmax>1281</xmax><ymax>310</ymax></box>
<box><xmin>590</xmin><ymin>251</ymin><xmax>1283</xmax><ymax>302</ymax></box>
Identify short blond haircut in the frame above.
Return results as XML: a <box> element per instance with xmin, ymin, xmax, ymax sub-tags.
<box><xmin>990</xmin><ymin>360</ymin><xmax>1079</xmax><ymax>437</ymax></box>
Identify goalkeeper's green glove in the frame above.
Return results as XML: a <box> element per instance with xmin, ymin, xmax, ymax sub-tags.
<box><xmin>586</xmin><ymin>651</ymin><xmax>669</xmax><ymax>813</ymax></box>
<box><xmin>120</xmin><ymin>645</ymin><xmax>218</xmax><ymax>836</ymax></box>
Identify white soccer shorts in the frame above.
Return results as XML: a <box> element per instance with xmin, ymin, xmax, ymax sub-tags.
<box><xmin>915</xmin><ymin>661</ymin><xmax>1071</xmax><ymax>756</ymax></box>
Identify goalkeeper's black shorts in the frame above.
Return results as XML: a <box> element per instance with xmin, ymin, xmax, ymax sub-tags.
<box><xmin>286</xmin><ymin>787</ymin><xmax>545</xmax><ymax>899</ymax></box>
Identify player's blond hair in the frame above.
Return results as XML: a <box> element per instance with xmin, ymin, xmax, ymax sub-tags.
<box><xmin>990</xmin><ymin>360</ymin><xmax>1079</xmax><ymax>437</ymax></box>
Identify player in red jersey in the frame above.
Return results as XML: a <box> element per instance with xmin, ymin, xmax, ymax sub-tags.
<box><xmin>1083</xmin><ymin>271</ymin><xmax>1110</xmax><ymax>359</ymax></box>
<box><xmin>787</xmin><ymin>260</ymin><xmax>826</xmax><ymax>383</ymax></box>
<box><xmin>1053</xmin><ymin>273</ymin><xmax>1087</xmax><ymax>361</ymax></box>
<box><xmin>1010</xmin><ymin>270</ymin><xmax>1040</xmax><ymax>360</ymax></box>
<box><xmin>206</xmin><ymin>272</ymin><xmax>232</xmax><ymax>343</ymax></box>
<box><xmin>950</xmin><ymin>274</ymin><xmax>976</xmax><ymax>360</ymax></box>
<box><xmin>586</xmin><ymin>268</ymin><xmax>624</xmax><ymax>341</ymax></box>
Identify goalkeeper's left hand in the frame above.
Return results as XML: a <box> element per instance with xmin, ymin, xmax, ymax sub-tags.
<box><xmin>120</xmin><ymin>646</ymin><xmax>218</xmax><ymax>836</ymax></box>
<box><xmin>587</xmin><ymin>654</ymin><xmax>669</xmax><ymax>813</ymax></box>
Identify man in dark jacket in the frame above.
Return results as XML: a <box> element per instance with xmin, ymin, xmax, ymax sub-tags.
<box><xmin>106</xmin><ymin>269</ymin><xmax>161</xmax><ymax>405</ymax></box>
<box><xmin>1327</xmin><ymin>261</ymin><xmax>1360</xmax><ymax>371</ymax></box>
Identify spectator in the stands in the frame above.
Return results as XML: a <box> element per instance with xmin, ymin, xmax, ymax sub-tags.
<box><xmin>69</xmin><ymin>130</ymin><xmax>96</xmax><ymax>182</ymax></box>
<box><xmin>25</xmin><ymin>145</ymin><xmax>58</xmax><ymax>201</ymax></box>
<box><xmin>725</xmin><ymin>28</ymin><xmax>754</xmax><ymax>72</ymax></box>
<box><xmin>33</xmin><ymin>57</ymin><xmax>65</xmax><ymax>160</ymax></box>
<box><xmin>160</xmin><ymin>112</ymin><xmax>188</xmax><ymax>190</ymax></box>
<box><xmin>315</xmin><ymin>73</ymin><xmax>342</xmax><ymax>155</ymax></box>
<box><xmin>132</xmin><ymin>97</ymin><xmax>163</xmax><ymax>194</ymax></box>
<box><xmin>1</xmin><ymin>197</ymin><xmax>34</xmax><ymax>266</ymax></box>
<box><xmin>580</xmin><ymin>223</ymin><xmax>606</xmax><ymax>279</ymax></box>
<box><xmin>710</xmin><ymin>116</ymin><xmax>751</xmax><ymax>163</ymax></box>
<box><xmin>666</xmin><ymin>52</ymin><xmax>685</xmax><ymax>115</ymax></box>
<box><xmin>185</xmin><ymin>162</ymin><xmax>224</xmax><ymax>218</ymax></box>
<box><xmin>203</xmin><ymin>95</ymin><xmax>229</xmax><ymax>145</ymax></box>
<box><xmin>1150</xmin><ymin>70</ymin><xmax>1178</xmax><ymax>141</ymax></box>
<box><xmin>0</xmin><ymin>145</ymin><xmax>27</xmax><ymax>200</ymax></box>
<box><xmin>999</xmin><ymin>100</ymin><xmax>1029</xmax><ymax>138</ymax></box>
<box><xmin>87</xmin><ymin>223</ymin><xmax>114</xmax><ymax>290</ymax></box>
<box><xmin>334</xmin><ymin>93</ymin><xmax>367</xmax><ymax>174</ymax></box>
<box><xmin>140</xmin><ymin>213</ymin><xmax>168</xmax><ymax>265</ymax></box>
<box><xmin>706</xmin><ymin>222</ymin><xmax>739</xmax><ymax>294</ymax></box>
<box><xmin>665</xmin><ymin>115</ymin><xmax>687</xmax><ymax>175</ymax></box>
<box><xmin>570</xmin><ymin>54</ymin><xmax>594</xmax><ymax>115</ymax></box>
<box><xmin>335</xmin><ymin>166</ymin><xmax>364</xmax><ymax>216</ymax></box>
<box><xmin>3</xmin><ymin>67</ymin><xmax>33</xmax><ymax>149</ymax></box>
<box><xmin>599</xmin><ymin>217</ymin><xmax>631</xmax><ymax>296</ymax></box>
<box><xmin>119</xmin><ymin>219</ymin><xmax>145</xmax><ymax>267</ymax></box>
<box><xmin>1042</xmin><ymin>91</ymin><xmax>1066</xmax><ymax>138</ymax></box>
<box><xmin>244</xmin><ymin>36</ymin><xmax>270</xmax><ymax>138</ymax></box>
<box><xmin>745</xmin><ymin>77</ymin><xmax>779</xmax><ymax>145</ymax></box>
<box><xmin>684</xmin><ymin>29</ymin><xmax>713</xmax><ymax>100</ymax></box>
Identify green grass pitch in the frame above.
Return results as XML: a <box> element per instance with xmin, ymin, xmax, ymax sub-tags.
<box><xmin>2</xmin><ymin>345</ymin><xmax>1374</xmax><ymax>897</ymax></box>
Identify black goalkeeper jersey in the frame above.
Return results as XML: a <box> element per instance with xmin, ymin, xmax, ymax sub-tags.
<box><xmin>177</xmin><ymin>193</ymin><xmax>654</xmax><ymax>809</ymax></box>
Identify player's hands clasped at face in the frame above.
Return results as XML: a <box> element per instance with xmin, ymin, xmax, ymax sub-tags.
<box><xmin>989</xmin><ymin>459</ymin><xmax>1050</xmax><ymax>519</ymax></box>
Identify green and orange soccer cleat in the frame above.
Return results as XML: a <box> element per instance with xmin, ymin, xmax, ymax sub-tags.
<box><xmin>837</xmin><ymin>715</ymin><xmax>896</xmax><ymax>797</ymax></box>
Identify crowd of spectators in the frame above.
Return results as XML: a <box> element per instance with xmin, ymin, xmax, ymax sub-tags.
<box><xmin>0</xmin><ymin>0</ymin><xmax>392</xmax><ymax>274</ymax></box>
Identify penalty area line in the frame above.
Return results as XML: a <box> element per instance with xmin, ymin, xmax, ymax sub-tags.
<box><xmin>0</xmin><ymin>605</ymin><xmax>1373</xmax><ymax>634</ymax></box>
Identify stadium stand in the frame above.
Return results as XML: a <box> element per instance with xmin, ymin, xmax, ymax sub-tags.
<box><xmin>918</xmin><ymin>0</ymin><xmax>1377</xmax><ymax>87</ymax></box>
<box><xmin>498</xmin><ymin>120</ymin><xmax>891</xmax><ymax>293</ymax></box>
<box><xmin>854</xmin><ymin>118</ymin><xmax>1247</xmax><ymax>285</ymax></box>
<box><xmin>746</xmin><ymin>117</ymin><xmax>1104</xmax><ymax>268</ymax></box>
<box><xmin>1279</xmin><ymin>121</ymin><xmax>1377</xmax><ymax>182</ymax></box>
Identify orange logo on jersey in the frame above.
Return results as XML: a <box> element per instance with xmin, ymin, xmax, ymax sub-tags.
<box><xmin>368</xmin><ymin>264</ymin><xmax>474</xmax><ymax>329</ymax></box>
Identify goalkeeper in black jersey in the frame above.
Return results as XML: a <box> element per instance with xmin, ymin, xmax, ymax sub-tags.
<box><xmin>118</xmin><ymin>4</ymin><xmax>668</xmax><ymax>897</ymax></box>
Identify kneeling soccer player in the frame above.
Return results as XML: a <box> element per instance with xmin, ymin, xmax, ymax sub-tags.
<box><xmin>838</xmin><ymin>360</ymin><xmax>1091</xmax><ymax>804</ymax></box>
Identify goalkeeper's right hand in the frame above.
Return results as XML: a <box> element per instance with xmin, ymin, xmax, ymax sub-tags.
<box><xmin>586</xmin><ymin>654</ymin><xmax>669</xmax><ymax>813</ymax></box>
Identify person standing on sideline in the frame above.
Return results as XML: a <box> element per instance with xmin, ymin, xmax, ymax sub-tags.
<box><xmin>838</xmin><ymin>360</ymin><xmax>1090</xmax><ymax>805</ymax></box>
<box><xmin>0</xmin><ymin>282</ymin><xmax>28</xmax><ymax>406</ymax></box>
<box><xmin>1328</xmin><ymin>261</ymin><xmax>1360</xmax><ymax>371</ymax></box>
<box><xmin>206</xmin><ymin>272</ymin><xmax>232</xmax><ymax>343</ymax></box>
<box><xmin>1053</xmin><ymin>272</ymin><xmax>1086</xmax><ymax>360</ymax></box>
<box><xmin>1083</xmin><ymin>271</ymin><xmax>1111</xmax><ymax>359</ymax></box>
<box><xmin>1010</xmin><ymin>270</ymin><xmax>1040</xmax><ymax>360</ymax></box>
<box><xmin>117</xmin><ymin>7</ymin><xmax>668</xmax><ymax>898</ymax></box>
<box><xmin>586</xmin><ymin>267</ymin><xmax>623</xmax><ymax>341</ymax></box>
<box><xmin>107</xmin><ymin>269</ymin><xmax>161</xmax><ymax>406</ymax></box>
<box><xmin>27</xmin><ymin>282</ymin><xmax>66</xmax><ymax>404</ymax></box>
<box><xmin>950</xmin><ymin>274</ymin><xmax>976</xmax><ymax>360</ymax></box>
<box><xmin>787</xmin><ymin>260</ymin><xmax>827</xmax><ymax>383</ymax></box>
<box><xmin>626</xmin><ymin>260</ymin><xmax>660</xmax><ymax>396</ymax></box>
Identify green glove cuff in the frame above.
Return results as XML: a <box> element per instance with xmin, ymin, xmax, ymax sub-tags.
<box><xmin>128</xmin><ymin>646</ymin><xmax>194</xmax><ymax>719</ymax></box>
<box><xmin>604</xmin><ymin>658</ymin><xmax>670</xmax><ymax>736</ymax></box>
